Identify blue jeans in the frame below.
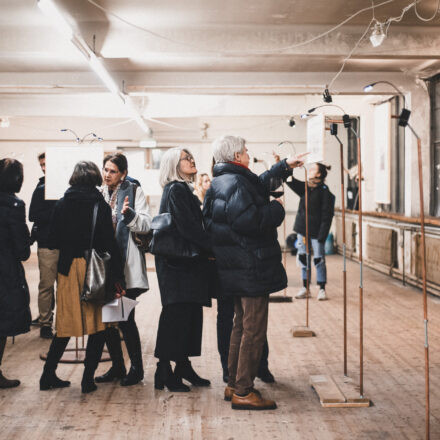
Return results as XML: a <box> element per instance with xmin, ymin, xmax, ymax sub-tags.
<box><xmin>296</xmin><ymin>234</ymin><xmax>327</xmax><ymax>284</ymax></box>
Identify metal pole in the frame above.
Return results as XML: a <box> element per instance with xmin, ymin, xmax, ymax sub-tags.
<box><xmin>282</xmin><ymin>183</ymin><xmax>287</xmax><ymax>297</ymax></box>
<box><xmin>407</xmin><ymin>122</ymin><xmax>430</xmax><ymax>440</ymax></box>
<box><xmin>304</xmin><ymin>167</ymin><xmax>310</xmax><ymax>328</ymax></box>
<box><xmin>336</xmin><ymin>135</ymin><xmax>348</xmax><ymax>376</ymax></box>
<box><xmin>356</xmin><ymin>135</ymin><xmax>364</xmax><ymax>398</ymax></box>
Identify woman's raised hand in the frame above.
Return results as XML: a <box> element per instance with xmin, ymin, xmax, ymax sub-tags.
<box><xmin>286</xmin><ymin>152</ymin><xmax>310</xmax><ymax>169</ymax></box>
<box><xmin>121</xmin><ymin>195</ymin><xmax>130</xmax><ymax>215</ymax></box>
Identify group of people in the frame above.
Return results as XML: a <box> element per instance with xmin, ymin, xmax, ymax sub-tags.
<box><xmin>0</xmin><ymin>135</ymin><xmax>334</xmax><ymax>410</ymax></box>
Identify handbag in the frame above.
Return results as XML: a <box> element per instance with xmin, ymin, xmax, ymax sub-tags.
<box><xmin>81</xmin><ymin>202</ymin><xmax>114</xmax><ymax>304</ymax></box>
<box><xmin>149</xmin><ymin>212</ymin><xmax>200</xmax><ymax>259</ymax></box>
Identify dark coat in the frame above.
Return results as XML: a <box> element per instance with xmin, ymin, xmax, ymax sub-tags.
<box><xmin>203</xmin><ymin>160</ymin><xmax>292</xmax><ymax>297</ymax></box>
<box><xmin>29</xmin><ymin>176</ymin><xmax>57</xmax><ymax>248</ymax></box>
<box><xmin>155</xmin><ymin>181</ymin><xmax>212</xmax><ymax>307</ymax></box>
<box><xmin>0</xmin><ymin>192</ymin><xmax>31</xmax><ymax>337</ymax></box>
<box><xmin>48</xmin><ymin>186</ymin><xmax>125</xmax><ymax>287</ymax></box>
<box><xmin>286</xmin><ymin>177</ymin><xmax>335</xmax><ymax>243</ymax></box>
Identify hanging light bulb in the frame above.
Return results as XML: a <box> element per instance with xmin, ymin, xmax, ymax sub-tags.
<box><xmin>369</xmin><ymin>22</ymin><xmax>386</xmax><ymax>47</ymax></box>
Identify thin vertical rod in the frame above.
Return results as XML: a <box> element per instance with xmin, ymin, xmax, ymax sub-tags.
<box><xmin>282</xmin><ymin>183</ymin><xmax>287</xmax><ymax>297</ymax></box>
<box><xmin>304</xmin><ymin>167</ymin><xmax>310</xmax><ymax>328</ymax></box>
<box><xmin>356</xmin><ymin>135</ymin><xmax>364</xmax><ymax>398</ymax></box>
<box><xmin>337</xmin><ymin>137</ymin><xmax>348</xmax><ymax>376</ymax></box>
<box><xmin>408</xmin><ymin>123</ymin><xmax>430</xmax><ymax>440</ymax></box>
<box><xmin>417</xmin><ymin>137</ymin><xmax>430</xmax><ymax>440</ymax></box>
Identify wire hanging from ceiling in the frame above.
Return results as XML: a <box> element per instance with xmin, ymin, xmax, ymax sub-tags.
<box><xmin>85</xmin><ymin>0</ymin><xmax>397</xmax><ymax>54</ymax></box>
<box><xmin>414</xmin><ymin>0</ymin><xmax>440</xmax><ymax>21</ymax></box>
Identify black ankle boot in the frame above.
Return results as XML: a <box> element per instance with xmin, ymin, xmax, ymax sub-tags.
<box><xmin>222</xmin><ymin>366</ymin><xmax>229</xmax><ymax>384</ymax></box>
<box><xmin>40</xmin><ymin>336</ymin><xmax>70</xmax><ymax>391</ymax></box>
<box><xmin>0</xmin><ymin>370</ymin><xmax>20</xmax><ymax>389</ymax></box>
<box><xmin>174</xmin><ymin>360</ymin><xmax>210</xmax><ymax>387</ymax></box>
<box><xmin>119</xmin><ymin>319</ymin><xmax>143</xmax><ymax>387</ymax></box>
<box><xmin>81</xmin><ymin>379</ymin><xmax>97</xmax><ymax>394</ymax></box>
<box><xmin>257</xmin><ymin>367</ymin><xmax>275</xmax><ymax>383</ymax></box>
<box><xmin>154</xmin><ymin>361</ymin><xmax>190</xmax><ymax>392</ymax></box>
<box><xmin>95</xmin><ymin>365</ymin><xmax>126</xmax><ymax>383</ymax></box>
<box><xmin>96</xmin><ymin>328</ymin><xmax>126</xmax><ymax>383</ymax></box>
<box><xmin>40</xmin><ymin>370</ymin><xmax>70</xmax><ymax>391</ymax></box>
<box><xmin>82</xmin><ymin>332</ymin><xmax>105</xmax><ymax>394</ymax></box>
<box><xmin>120</xmin><ymin>365</ymin><xmax>144</xmax><ymax>387</ymax></box>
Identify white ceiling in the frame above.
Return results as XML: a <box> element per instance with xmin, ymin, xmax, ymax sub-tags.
<box><xmin>0</xmin><ymin>0</ymin><xmax>439</xmax><ymax>140</ymax></box>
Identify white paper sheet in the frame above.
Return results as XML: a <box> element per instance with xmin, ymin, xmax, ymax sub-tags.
<box><xmin>102</xmin><ymin>297</ymin><xmax>138</xmax><ymax>323</ymax></box>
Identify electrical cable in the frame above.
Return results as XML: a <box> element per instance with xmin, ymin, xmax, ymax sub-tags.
<box><xmin>328</xmin><ymin>0</ymin><xmax>423</xmax><ymax>91</ymax></box>
<box><xmin>328</xmin><ymin>18</ymin><xmax>375</xmax><ymax>90</ymax></box>
<box><xmin>414</xmin><ymin>0</ymin><xmax>440</xmax><ymax>21</ymax></box>
<box><xmin>85</xmin><ymin>0</ymin><xmax>396</xmax><ymax>54</ymax></box>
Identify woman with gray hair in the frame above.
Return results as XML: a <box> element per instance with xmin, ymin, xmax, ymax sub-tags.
<box><xmin>153</xmin><ymin>147</ymin><xmax>212</xmax><ymax>392</ymax></box>
<box><xmin>203</xmin><ymin>135</ymin><xmax>306</xmax><ymax>410</ymax></box>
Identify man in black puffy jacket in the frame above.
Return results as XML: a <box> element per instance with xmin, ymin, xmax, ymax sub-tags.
<box><xmin>29</xmin><ymin>153</ymin><xmax>58</xmax><ymax>339</ymax></box>
<box><xmin>203</xmin><ymin>135</ymin><xmax>305</xmax><ymax>410</ymax></box>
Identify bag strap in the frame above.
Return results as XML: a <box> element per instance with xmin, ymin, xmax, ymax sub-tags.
<box><xmin>88</xmin><ymin>201</ymin><xmax>99</xmax><ymax>252</ymax></box>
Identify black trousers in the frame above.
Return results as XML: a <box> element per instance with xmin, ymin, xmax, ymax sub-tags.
<box><xmin>154</xmin><ymin>303</ymin><xmax>203</xmax><ymax>362</ymax></box>
<box><xmin>104</xmin><ymin>289</ymin><xmax>143</xmax><ymax>370</ymax></box>
<box><xmin>217</xmin><ymin>297</ymin><xmax>269</xmax><ymax>372</ymax></box>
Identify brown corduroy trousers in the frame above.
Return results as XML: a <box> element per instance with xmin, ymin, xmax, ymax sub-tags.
<box><xmin>227</xmin><ymin>295</ymin><xmax>269</xmax><ymax>395</ymax></box>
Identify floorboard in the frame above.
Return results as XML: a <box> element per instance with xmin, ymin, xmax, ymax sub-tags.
<box><xmin>0</xmin><ymin>253</ymin><xmax>438</xmax><ymax>439</ymax></box>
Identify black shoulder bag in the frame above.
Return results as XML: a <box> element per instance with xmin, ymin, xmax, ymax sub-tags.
<box><xmin>81</xmin><ymin>202</ymin><xmax>113</xmax><ymax>304</ymax></box>
<box><xmin>149</xmin><ymin>183</ymin><xmax>200</xmax><ymax>259</ymax></box>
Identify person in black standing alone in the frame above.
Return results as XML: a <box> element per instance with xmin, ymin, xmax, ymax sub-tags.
<box><xmin>29</xmin><ymin>152</ymin><xmax>58</xmax><ymax>339</ymax></box>
<box><xmin>153</xmin><ymin>147</ymin><xmax>212</xmax><ymax>392</ymax></box>
<box><xmin>0</xmin><ymin>158</ymin><xmax>32</xmax><ymax>388</ymax></box>
<box><xmin>285</xmin><ymin>162</ymin><xmax>335</xmax><ymax>301</ymax></box>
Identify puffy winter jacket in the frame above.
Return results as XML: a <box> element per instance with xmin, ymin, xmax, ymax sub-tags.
<box><xmin>203</xmin><ymin>160</ymin><xmax>292</xmax><ymax>297</ymax></box>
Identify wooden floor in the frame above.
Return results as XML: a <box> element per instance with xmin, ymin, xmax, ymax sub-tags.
<box><xmin>0</xmin><ymin>253</ymin><xmax>439</xmax><ymax>439</ymax></box>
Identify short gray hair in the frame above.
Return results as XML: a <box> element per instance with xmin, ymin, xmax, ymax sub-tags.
<box><xmin>159</xmin><ymin>147</ymin><xmax>195</xmax><ymax>188</ymax></box>
<box><xmin>212</xmin><ymin>135</ymin><xmax>246</xmax><ymax>163</ymax></box>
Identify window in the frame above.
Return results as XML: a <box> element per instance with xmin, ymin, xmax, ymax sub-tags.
<box><xmin>428</xmin><ymin>74</ymin><xmax>440</xmax><ymax>217</ymax></box>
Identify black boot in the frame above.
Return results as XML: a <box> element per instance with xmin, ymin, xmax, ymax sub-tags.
<box><xmin>257</xmin><ymin>367</ymin><xmax>275</xmax><ymax>383</ymax></box>
<box><xmin>154</xmin><ymin>361</ymin><xmax>190</xmax><ymax>392</ymax></box>
<box><xmin>40</xmin><ymin>336</ymin><xmax>71</xmax><ymax>391</ymax></box>
<box><xmin>222</xmin><ymin>366</ymin><xmax>229</xmax><ymax>384</ymax></box>
<box><xmin>82</xmin><ymin>332</ymin><xmax>105</xmax><ymax>394</ymax></box>
<box><xmin>120</xmin><ymin>316</ymin><xmax>144</xmax><ymax>387</ymax></box>
<box><xmin>95</xmin><ymin>327</ymin><xmax>126</xmax><ymax>383</ymax></box>
<box><xmin>174</xmin><ymin>359</ymin><xmax>210</xmax><ymax>387</ymax></box>
<box><xmin>0</xmin><ymin>370</ymin><xmax>20</xmax><ymax>389</ymax></box>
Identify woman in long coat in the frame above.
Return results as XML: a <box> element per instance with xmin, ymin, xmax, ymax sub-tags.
<box><xmin>0</xmin><ymin>159</ymin><xmax>31</xmax><ymax>388</ymax></box>
<box><xmin>95</xmin><ymin>153</ymin><xmax>152</xmax><ymax>387</ymax></box>
<box><xmin>39</xmin><ymin>161</ymin><xmax>125</xmax><ymax>394</ymax></box>
<box><xmin>153</xmin><ymin>147</ymin><xmax>212</xmax><ymax>392</ymax></box>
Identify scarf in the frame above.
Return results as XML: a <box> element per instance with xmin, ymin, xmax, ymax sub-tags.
<box><xmin>228</xmin><ymin>161</ymin><xmax>249</xmax><ymax>170</ymax></box>
<box><xmin>100</xmin><ymin>182</ymin><xmax>122</xmax><ymax>226</ymax></box>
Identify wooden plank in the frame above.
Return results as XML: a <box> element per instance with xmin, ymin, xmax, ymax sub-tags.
<box><xmin>310</xmin><ymin>375</ymin><xmax>371</xmax><ymax>408</ymax></box>
<box><xmin>292</xmin><ymin>326</ymin><xmax>316</xmax><ymax>337</ymax></box>
<box><xmin>310</xmin><ymin>375</ymin><xmax>346</xmax><ymax>404</ymax></box>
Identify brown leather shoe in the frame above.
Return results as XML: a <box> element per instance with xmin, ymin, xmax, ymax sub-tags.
<box><xmin>225</xmin><ymin>386</ymin><xmax>262</xmax><ymax>402</ymax></box>
<box><xmin>231</xmin><ymin>391</ymin><xmax>277</xmax><ymax>410</ymax></box>
<box><xmin>224</xmin><ymin>386</ymin><xmax>235</xmax><ymax>401</ymax></box>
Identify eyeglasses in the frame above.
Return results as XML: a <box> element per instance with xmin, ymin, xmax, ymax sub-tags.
<box><xmin>180</xmin><ymin>155</ymin><xmax>195</xmax><ymax>164</ymax></box>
